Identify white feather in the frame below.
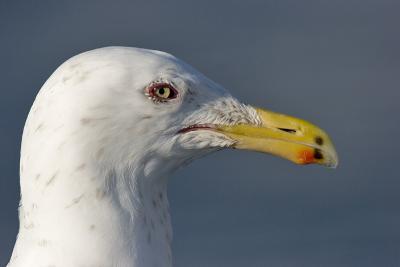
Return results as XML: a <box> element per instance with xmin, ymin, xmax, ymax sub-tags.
<box><xmin>8</xmin><ymin>47</ymin><xmax>259</xmax><ymax>267</ymax></box>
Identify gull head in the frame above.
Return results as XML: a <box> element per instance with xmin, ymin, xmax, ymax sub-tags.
<box><xmin>35</xmin><ymin>47</ymin><xmax>337</xmax><ymax>175</ymax></box>
<box><xmin>11</xmin><ymin>46</ymin><xmax>338</xmax><ymax>267</ymax></box>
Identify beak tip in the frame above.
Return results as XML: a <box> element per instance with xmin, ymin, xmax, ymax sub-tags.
<box><xmin>327</xmin><ymin>161</ymin><xmax>339</xmax><ymax>169</ymax></box>
<box><xmin>324</xmin><ymin>150</ymin><xmax>339</xmax><ymax>169</ymax></box>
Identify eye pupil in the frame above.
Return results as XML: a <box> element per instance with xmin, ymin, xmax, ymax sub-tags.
<box><xmin>159</xmin><ymin>88</ymin><xmax>165</xmax><ymax>95</ymax></box>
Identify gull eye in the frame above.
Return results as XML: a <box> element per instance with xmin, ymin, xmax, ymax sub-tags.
<box><xmin>147</xmin><ymin>82</ymin><xmax>178</xmax><ymax>102</ymax></box>
<box><xmin>155</xmin><ymin>87</ymin><xmax>171</xmax><ymax>99</ymax></box>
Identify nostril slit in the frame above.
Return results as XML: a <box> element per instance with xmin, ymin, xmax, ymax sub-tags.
<box><xmin>278</xmin><ymin>128</ymin><xmax>297</xmax><ymax>134</ymax></box>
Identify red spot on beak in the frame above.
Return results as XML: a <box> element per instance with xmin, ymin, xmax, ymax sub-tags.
<box><xmin>298</xmin><ymin>149</ymin><xmax>315</xmax><ymax>164</ymax></box>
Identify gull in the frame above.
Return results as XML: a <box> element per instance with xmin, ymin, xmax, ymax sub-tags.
<box><xmin>8</xmin><ymin>47</ymin><xmax>338</xmax><ymax>267</ymax></box>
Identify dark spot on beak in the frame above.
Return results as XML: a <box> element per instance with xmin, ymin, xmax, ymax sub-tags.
<box><xmin>314</xmin><ymin>148</ymin><xmax>323</xmax><ymax>159</ymax></box>
<box><xmin>315</xmin><ymin>136</ymin><xmax>324</xmax><ymax>145</ymax></box>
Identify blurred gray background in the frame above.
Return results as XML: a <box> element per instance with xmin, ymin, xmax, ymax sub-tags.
<box><xmin>1</xmin><ymin>1</ymin><xmax>399</xmax><ymax>266</ymax></box>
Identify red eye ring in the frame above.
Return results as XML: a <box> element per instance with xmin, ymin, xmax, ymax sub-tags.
<box><xmin>146</xmin><ymin>82</ymin><xmax>178</xmax><ymax>103</ymax></box>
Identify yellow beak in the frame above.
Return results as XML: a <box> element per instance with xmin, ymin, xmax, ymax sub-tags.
<box><xmin>217</xmin><ymin>107</ymin><xmax>338</xmax><ymax>168</ymax></box>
